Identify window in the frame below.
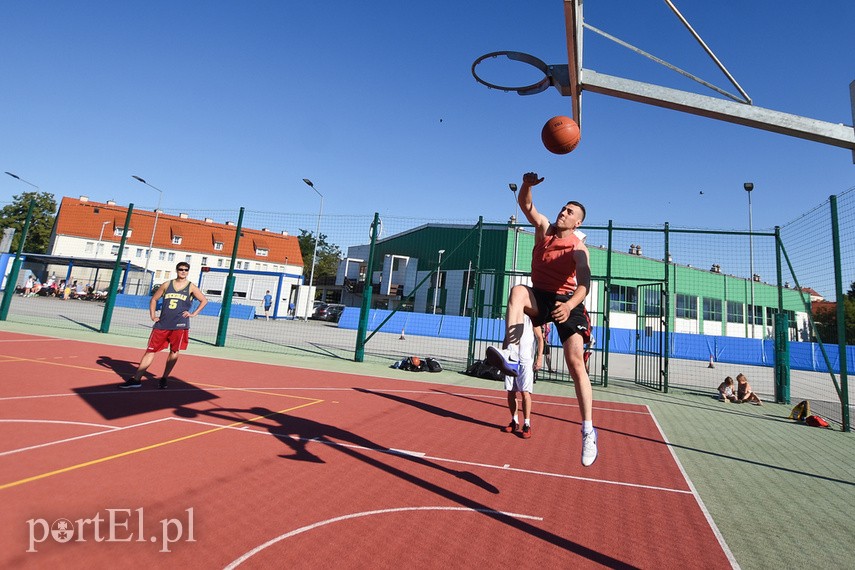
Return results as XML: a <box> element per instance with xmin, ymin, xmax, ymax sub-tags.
<box><xmin>256</xmin><ymin>248</ymin><xmax>268</xmax><ymax>257</ymax></box>
<box><xmin>167</xmin><ymin>252</ymin><xmax>175</xmax><ymax>262</ymax></box>
<box><xmin>642</xmin><ymin>288</ymin><xmax>661</xmax><ymax>316</ymax></box>
<box><xmin>727</xmin><ymin>301</ymin><xmax>744</xmax><ymax>323</ymax></box>
<box><xmin>214</xmin><ymin>242</ymin><xmax>224</xmax><ymax>251</ymax></box>
<box><xmin>136</xmin><ymin>248</ymin><xmax>143</xmax><ymax>258</ymax></box>
<box><xmin>110</xmin><ymin>245</ymin><xmax>119</xmax><ymax>256</ymax></box>
<box><xmin>155</xmin><ymin>271</ymin><xmax>162</xmax><ymax>279</ymax></box>
<box><xmin>746</xmin><ymin>305</ymin><xmax>763</xmax><ymax>325</ymax></box>
<box><xmin>217</xmin><ymin>259</ymin><xmax>224</xmax><ymax>267</ymax></box>
<box><xmin>184</xmin><ymin>255</ymin><xmax>191</xmax><ymax>263</ymax></box>
<box><xmin>172</xmin><ymin>235</ymin><xmax>183</xmax><ymax>245</ymax></box>
<box><xmin>201</xmin><ymin>256</ymin><xmax>208</xmax><ymax>266</ymax></box>
<box><xmin>675</xmin><ymin>294</ymin><xmax>698</xmax><ymax>319</ymax></box>
<box><xmin>703</xmin><ymin>298</ymin><xmax>722</xmax><ymax>321</ymax></box>
<box><xmin>263</xmin><ymin>264</ymin><xmax>268</xmax><ymax>271</ymax></box>
<box><xmin>236</xmin><ymin>261</ymin><xmax>242</xmax><ymax>269</ymax></box>
<box><xmin>158</xmin><ymin>251</ymin><xmax>166</xmax><ymax>261</ymax></box>
<box><xmin>84</xmin><ymin>242</ymin><xmax>94</xmax><ymax>253</ymax></box>
<box><xmin>609</xmin><ymin>285</ymin><xmax>637</xmax><ymax>313</ymax></box>
<box><xmin>113</xmin><ymin>227</ymin><xmax>132</xmax><ymax>237</ymax></box>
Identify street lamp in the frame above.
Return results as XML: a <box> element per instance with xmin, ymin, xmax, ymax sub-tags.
<box><xmin>5</xmin><ymin>171</ymin><xmax>40</xmax><ymax>190</ymax></box>
<box><xmin>96</xmin><ymin>220</ymin><xmax>110</xmax><ymax>258</ymax></box>
<box><xmin>744</xmin><ymin>182</ymin><xmax>755</xmax><ymax>339</ymax></box>
<box><xmin>302</xmin><ymin>178</ymin><xmax>324</xmax><ymax>319</ymax></box>
<box><xmin>433</xmin><ymin>249</ymin><xmax>445</xmax><ymax>314</ymax></box>
<box><xmin>132</xmin><ymin>176</ymin><xmax>163</xmax><ymax>293</ymax></box>
<box><xmin>509</xmin><ymin>183</ymin><xmax>519</xmax><ymax>272</ymax></box>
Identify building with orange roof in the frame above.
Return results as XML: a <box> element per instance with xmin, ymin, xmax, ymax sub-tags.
<box><xmin>47</xmin><ymin>196</ymin><xmax>306</xmax><ymax>317</ymax></box>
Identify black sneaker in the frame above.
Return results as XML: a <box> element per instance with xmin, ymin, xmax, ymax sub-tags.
<box><xmin>158</xmin><ymin>379</ymin><xmax>167</xmax><ymax>389</ymax></box>
<box><xmin>118</xmin><ymin>380</ymin><xmax>142</xmax><ymax>389</ymax></box>
<box><xmin>502</xmin><ymin>421</ymin><xmax>518</xmax><ymax>433</ymax></box>
<box><xmin>522</xmin><ymin>424</ymin><xmax>532</xmax><ymax>439</ymax></box>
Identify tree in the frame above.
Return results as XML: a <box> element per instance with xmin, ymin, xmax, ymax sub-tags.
<box><xmin>0</xmin><ymin>191</ymin><xmax>58</xmax><ymax>254</ymax></box>
<box><xmin>297</xmin><ymin>229</ymin><xmax>342</xmax><ymax>281</ymax></box>
<box><xmin>812</xmin><ymin>281</ymin><xmax>855</xmax><ymax>345</ymax></box>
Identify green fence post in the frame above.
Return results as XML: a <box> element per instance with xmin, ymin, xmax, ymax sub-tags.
<box><xmin>100</xmin><ymin>204</ymin><xmax>134</xmax><ymax>333</ymax></box>
<box><xmin>663</xmin><ymin>222</ymin><xmax>670</xmax><ymax>394</ymax></box>
<box><xmin>603</xmin><ymin>220</ymin><xmax>613</xmax><ymax>387</ymax></box>
<box><xmin>0</xmin><ymin>198</ymin><xmax>35</xmax><ymax>321</ymax></box>
<box><xmin>829</xmin><ymin>196</ymin><xmax>850</xmax><ymax>432</ymax></box>
<box><xmin>774</xmin><ymin>313</ymin><xmax>791</xmax><ymax>404</ymax></box>
<box><xmin>355</xmin><ymin>213</ymin><xmax>380</xmax><ymax>362</ymax></box>
<box><xmin>466</xmin><ymin>217</ymin><xmax>484</xmax><ymax>367</ymax></box>
<box><xmin>215</xmin><ymin>207</ymin><xmax>244</xmax><ymax>347</ymax></box>
<box><xmin>774</xmin><ymin>226</ymin><xmax>790</xmax><ymax>403</ymax></box>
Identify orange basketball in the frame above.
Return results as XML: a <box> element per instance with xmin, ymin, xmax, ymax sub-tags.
<box><xmin>541</xmin><ymin>115</ymin><xmax>580</xmax><ymax>155</ymax></box>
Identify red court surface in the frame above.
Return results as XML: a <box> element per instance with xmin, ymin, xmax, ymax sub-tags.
<box><xmin>0</xmin><ymin>331</ymin><xmax>735</xmax><ymax>568</ymax></box>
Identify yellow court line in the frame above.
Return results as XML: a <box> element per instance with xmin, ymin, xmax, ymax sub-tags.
<box><xmin>0</xmin><ymin>399</ymin><xmax>324</xmax><ymax>491</ymax></box>
<box><xmin>192</xmin><ymin>381</ymin><xmax>323</xmax><ymax>402</ymax></box>
<box><xmin>0</xmin><ymin>354</ymin><xmax>114</xmax><ymax>373</ymax></box>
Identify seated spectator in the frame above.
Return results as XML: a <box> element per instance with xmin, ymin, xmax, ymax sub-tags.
<box><xmin>736</xmin><ymin>373</ymin><xmax>763</xmax><ymax>405</ymax></box>
<box><xmin>23</xmin><ymin>276</ymin><xmax>34</xmax><ymax>297</ymax></box>
<box><xmin>717</xmin><ymin>377</ymin><xmax>739</xmax><ymax>402</ymax></box>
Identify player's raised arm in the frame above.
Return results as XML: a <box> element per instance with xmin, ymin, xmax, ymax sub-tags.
<box><xmin>518</xmin><ymin>172</ymin><xmax>550</xmax><ymax>235</ymax></box>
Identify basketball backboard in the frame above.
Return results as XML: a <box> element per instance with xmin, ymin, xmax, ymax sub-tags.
<box><xmin>472</xmin><ymin>0</ymin><xmax>855</xmax><ymax>157</ymax></box>
<box><xmin>563</xmin><ymin>0</ymin><xmax>583</xmax><ymax>127</ymax></box>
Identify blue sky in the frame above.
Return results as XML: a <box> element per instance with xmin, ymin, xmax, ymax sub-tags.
<box><xmin>1</xmin><ymin>1</ymin><xmax>853</xmax><ymax>232</ymax></box>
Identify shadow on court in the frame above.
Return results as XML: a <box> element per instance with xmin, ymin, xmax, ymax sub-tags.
<box><xmin>169</xmin><ymin>404</ymin><xmax>641</xmax><ymax>568</ymax></box>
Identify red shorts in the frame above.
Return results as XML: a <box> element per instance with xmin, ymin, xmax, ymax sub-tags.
<box><xmin>146</xmin><ymin>328</ymin><xmax>190</xmax><ymax>353</ymax></box>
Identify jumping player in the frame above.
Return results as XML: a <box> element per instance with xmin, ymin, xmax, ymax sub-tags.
<box><xmin>118</xmin><ymin>262</ymin><xmax>208</xmax><ymax>389</ymax></box>
<box><xmin>486</xmin><ymin>172</ymin><xmax>597</xmax><ymax>466</ymax></box>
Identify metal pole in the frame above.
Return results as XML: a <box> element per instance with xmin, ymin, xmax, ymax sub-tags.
<box><xmin>100</xmin><ymin>204</ymin><xmax>135</xmax><ymax>333</ymax></box>
<box><xmin>132</xmin><ymin>176</ymin><xmax>163</xmax><ymax>295</ymax></box>
<box><xmin>216</xmin><ymin>207</ymin><xmax>245</xmax><ymax>346</ymax></box>
<box><xmin>303</xmin><ymin>179</ymin><xmax>323</xmax><ymax>319</ymax></box>
<box><xmin>433</xmin><ymin>249</ymin><xmax>445</xmax><ymax>314</ymax></box>
<box><xmin>355</xmin><ymin>213</ymin><xmax>380</xmax><ymax>362</ymax></box>
<box><xmin>829</xmin><ymin>196</ymin><xmax>850</xmax><ymax>432</ymax></box>
<box><xmin>745</xmin><ymin>182</ymin><xmax>755</xmax><ymax>340</ymax></box>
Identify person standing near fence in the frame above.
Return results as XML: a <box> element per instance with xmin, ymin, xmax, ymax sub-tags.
<box><xmin>263</xmin><ymin>290</ymin><xmax>273</xmax><ymax>320</ymax></box>
<box><xmin>486</xmin><ymin>171</ymin><xmax>597</xmax><ymax>466</ymax></box>
<box><xmin>118</xmin><ymin>262</ymin><xmax>208</xmax><ymax>389</ymax></box>
<box><xmin>501</xmin><ymin>316</ymin><xmax>544</xmax><ymax>439</ymax></box>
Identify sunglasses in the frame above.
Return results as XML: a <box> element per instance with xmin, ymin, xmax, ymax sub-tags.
<box><xmin>177</xmin><ymin>267</ymin><xmax>189</xmax><ymax>272</ymax></box>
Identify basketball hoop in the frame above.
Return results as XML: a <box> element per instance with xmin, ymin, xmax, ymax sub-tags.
<box><xmin>471</xmin><ymin>51</ymin><xmax>566</xmax><ymax>96</ymax></box>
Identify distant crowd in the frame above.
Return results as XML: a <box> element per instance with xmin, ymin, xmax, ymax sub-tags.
<box><xmin>18</xmin><ymin>274</ymin><xmax>106</xmax><ymax>301</ymax></box>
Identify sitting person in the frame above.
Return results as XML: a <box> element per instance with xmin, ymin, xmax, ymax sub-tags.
<box><xmin>736</xmin><ymin>373</ymin><xmax>762</xmax><ymax>405</ymax></box>
<box><xmin>717</xmin><ymin>377</ymin><xmax>739</xmax><ymax>402</ymax></box>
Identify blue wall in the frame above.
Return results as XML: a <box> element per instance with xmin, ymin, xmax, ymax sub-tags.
<box><xmin>339</xmin><ymin>308</ymin><xmax>855</xmax><ymax>374</ymax></box>
<box><xmin>114</xmin><ymin>294</ymin><xmax>256</xmax><ymax>320</ymax></box>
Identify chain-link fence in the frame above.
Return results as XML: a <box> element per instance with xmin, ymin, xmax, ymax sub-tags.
<box><xmin>2</xmin><ymin>188</ymin><xmax>852</xmax><ymax>430</ymax></box>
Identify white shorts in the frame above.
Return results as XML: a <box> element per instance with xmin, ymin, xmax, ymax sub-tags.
<box><xmin>505</xmin><ymin>362</ymin><xmax>534</xmax><ymax>393</ymax></box>
<box><xmin>504</xmin><ymin>315</ymin><xmax>535</xmax><ymax>393</ymax></box>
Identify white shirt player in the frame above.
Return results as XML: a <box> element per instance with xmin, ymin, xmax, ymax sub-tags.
<box><xmin>504</xmin><ymin>315</ymin><xmax>536</xmax><ymax>393</ymax></box>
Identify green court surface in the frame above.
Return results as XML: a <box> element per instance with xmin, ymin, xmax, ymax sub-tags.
<box><xmin>2</xmin><ymin>320</ymin><xmax>852</xmax><ymax>569</ymax></box>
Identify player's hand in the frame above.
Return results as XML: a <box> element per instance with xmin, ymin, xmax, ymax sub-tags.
<box><xmin>550</xmin><ymin>300</ymin><xmax>571</xmax><ymax>323</ymax></box>
<box><xmin>522</xmin><ymin>172</ymin><xmax>544</xmax><ymax>187</ymax></box>
<box><xmin>151</xmin><ymin>316</ymin><xmax>159</xmax><ymax>323</ymax></box>
<box><xmin>182</xmin><ymin>310</ymin><xmax>192</xmax><ymax>318</ymax></box>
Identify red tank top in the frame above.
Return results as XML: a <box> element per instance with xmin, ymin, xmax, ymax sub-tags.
<box><xmin>531</xmin><ymin>232</ymin><xmax>582</xmax><ymax>295</ymax></box>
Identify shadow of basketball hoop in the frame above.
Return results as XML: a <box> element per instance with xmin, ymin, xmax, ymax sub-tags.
<box><xmin>73</xmin><ymin>379</ymin><xmax>219</xmax><ymax>420</ymax></box>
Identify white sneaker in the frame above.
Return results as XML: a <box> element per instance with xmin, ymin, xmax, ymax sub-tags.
<box><xmin>581</xmin><ymin>429</ymin><xmax>598</xmax><ymax>467</ymax></box>
<box><xmin>485</xmin><ymin>346</ymin><xmax>519</xmax><ymax>377</ymax></box>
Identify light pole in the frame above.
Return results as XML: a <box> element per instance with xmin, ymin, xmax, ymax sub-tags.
<box><xmin>509</xmin><ymin>183</ymin><xmax>519</xmax><ymax>272</ymax></box>
<box><xmin>744</xmin><ymin>182</ymin><xmax>755</xmax><ymax>339</ymax></box>
<box><xmin>302</xmin><ymin>178</ymin><xmax>324</xmax><ymax>319</ymax></box>
<box><xmin>5</xmin><ymin>171</ymin><xmax>40</xmax><ymax>190</ymax></box>
<box><xmin>96</xmin><ymin>220</ymin><xmax>110</xmax><ymax>258</ymax></box>
<box><xmin>433</xmin><ymin>249</ymin><xmax>445</xmax><ymax>314</ymax></box>
<box><xmin>132</xmin><ymin>176</ymin><xmax>163</xmax><ymax>294</ymax></box>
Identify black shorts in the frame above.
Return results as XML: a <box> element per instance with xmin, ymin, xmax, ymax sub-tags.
<box><xmin>529</xmin><ymin>287</ymin><xmax>591</xmax><ymax>345</ymax></box>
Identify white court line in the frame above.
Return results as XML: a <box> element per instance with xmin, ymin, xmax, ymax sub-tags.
<box><xmin>0</xmin><ymin>417</ymin><xmax>173</xmax><ymax>457</ymax></box>
<box><xmin>0</xmin><ymin>338</ymin><xmax>59</xmax><ymax>343</ymax></box>
<box><xmin>647</xmin><ymin>406</ymin><xmax>740</xmax><ymax>569</ymax></box>
<box><xmin>0</xmin><ymin>418</ymin><xmax>118</xmax><ymax>430</ymax></box>
<box><xmin>169</xmin><ymin>417</ymin><xmax>692</xmax><ymax>495</ymax></box>
<box><xmin>224</xmin><ymin>506</ymin><xmax>543</xmax><ymax>570</ymax></box>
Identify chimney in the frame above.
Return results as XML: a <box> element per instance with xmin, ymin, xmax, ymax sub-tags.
<box><xmin>179</xmin><ymin>213</ymin><xmax>189</xmax><ymax>219</ymax></box>
<box><xmin>79</xmin><ymin>196</ymin><xmax>89</xmax><ymax>202</ymax></box>
<box><xmin>281</xmin><ymin>230</ymin><xmax>289</xmax><ymax>236</ymax></box>
<box><xmin>225</xmin><ymin>221</ymin><xmax>235</xmax><ymax>226</ymax></box>
<box><xmin>204</xmin><ymin>218</ymin><xmax>213</xmax><ymax>223</ymax></box>
<box><xmin>629</xmin><ymin>244</ymin><xmax>636</xmax><ymax>255</ymax></box>
<box><xmin>106</xmin><ymin>200</ymin><xmax>116</xmax><ymax>205</ymax></box>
